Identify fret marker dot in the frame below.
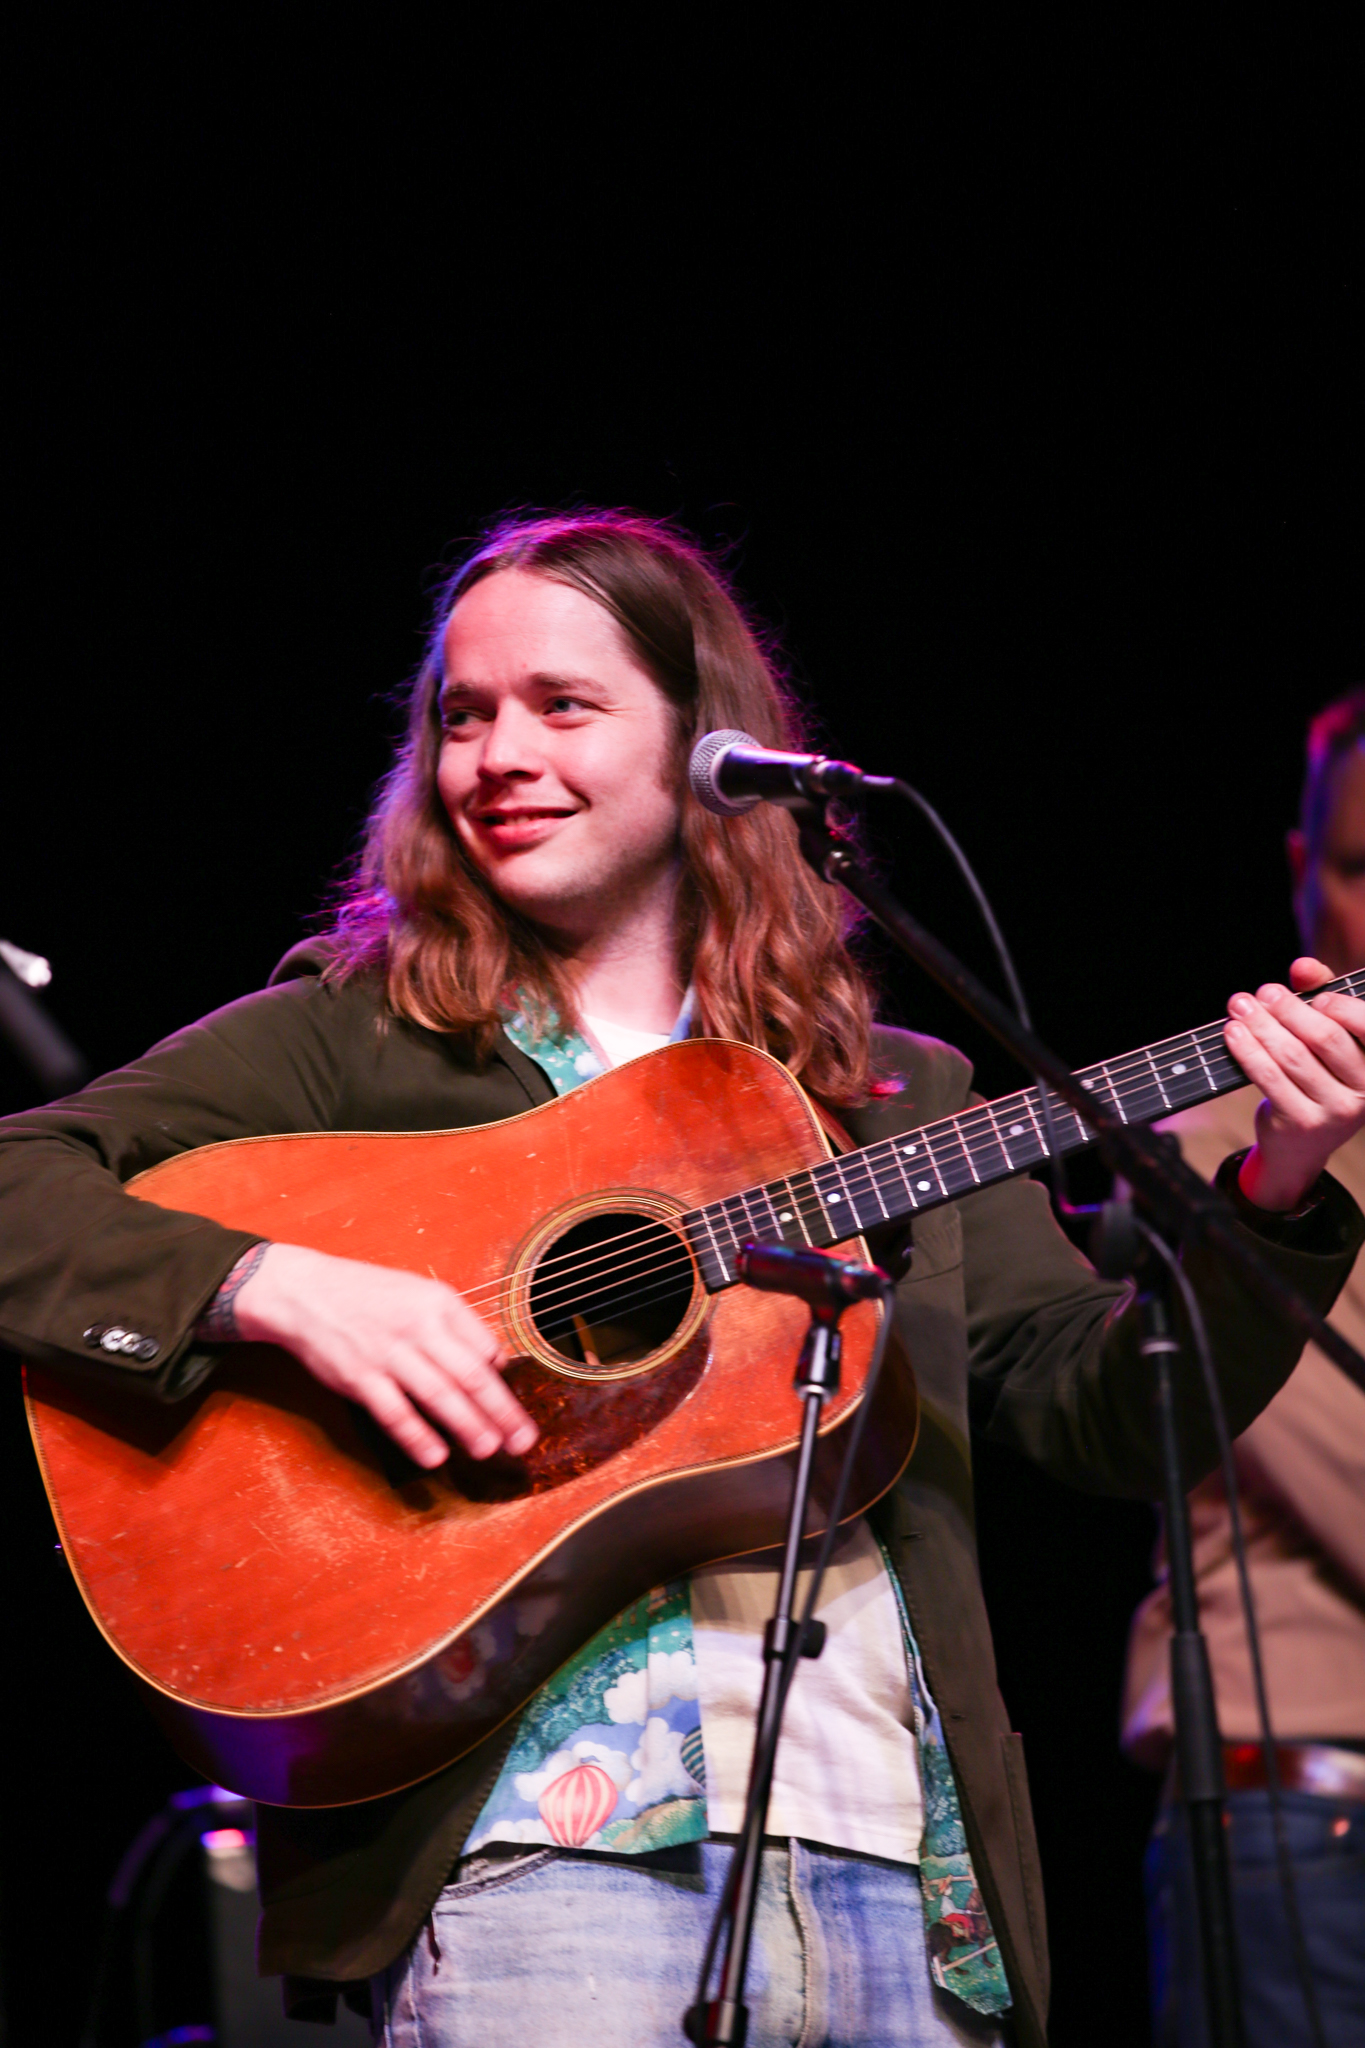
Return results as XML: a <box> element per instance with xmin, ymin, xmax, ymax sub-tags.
<box><xmin>828</xmin><ymin>1192</ymin><xmax>842</xmax><ymax>1203</ymax></box>
<box><xmin>1081</xmin><ymin>1078</ymin><xmax>1095</xmax><ymax>1090</ymax></box>
<box><xmin>916</xmin><ymin>1179</ymin><xmax>932</xmax><ymax>1192</ymax></box>
<box><xmin>902</xmin><ymin>1144</ymin><xmax>918</xmax><ymax>1155</ymax></box>
<box><xmin>1008</xmin><ymin>1124</ymin><xmax>1024</xmax><ymax>1137</ymax></box>
<box><xmin>1171</xmin><ymin>1063</ymin><xmax>1186</xmax><ymax>1075</ymax></box>
<box><xmin>779</xmin><ymin>1211</ymin><xmax>792</xmax><ymax>1223</ymax></box>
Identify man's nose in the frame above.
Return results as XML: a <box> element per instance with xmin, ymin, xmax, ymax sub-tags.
<box><xmin>477</xmin><ymin>702</ymin><xmax>544</xmax><ymax>780</ymax></box>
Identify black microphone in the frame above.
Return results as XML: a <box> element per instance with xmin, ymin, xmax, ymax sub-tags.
<box><xmin>688</xmin><ymin>729</ymin><xmax>890</xmax><ymax>817</ymax></box>
<box><xmin>738</xmin><ymin>1242</ymin><xmax>889</xmax><ymax>1307</ymax></box>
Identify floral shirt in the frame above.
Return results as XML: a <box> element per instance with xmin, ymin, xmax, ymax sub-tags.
<box><xmin>465</xmin><ymin>1001</ymin><xmax>1011</xmax><ymax>2017</ymax></box>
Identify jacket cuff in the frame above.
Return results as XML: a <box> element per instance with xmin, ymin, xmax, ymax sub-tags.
<box><xmin>1213</xmin><ymin>1149</ymin><xmax>1363</xmax><ymax>1258</ymax></box>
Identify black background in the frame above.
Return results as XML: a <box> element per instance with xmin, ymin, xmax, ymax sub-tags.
<box><xmin>2</xmin><ymin>17</ymin><xmax>1362</xmax><ymax>2046</ymax></box>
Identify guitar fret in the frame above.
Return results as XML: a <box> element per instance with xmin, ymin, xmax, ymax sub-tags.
<box><xmin>777</xmin><ymin>1174</ymin><xmax>816</xmax><ymax>1246</ymax></box>
<box><xmin>993</xmin><ymin>1094</ymin><xmax>1044</xmax><ymax>1168</ymax></box>
<box><xmin>723</xmin><ymin>1195</ymin><xmax>757</xmax><ymax>1252</ymax></box>
<box><xmin>688</xmin><ymin>1204</ymin><xmax>731</xmax><ymax>1288</ymax></box>
<box><xmin>714</xmin><ymin>1199</ymin><xmax>745</xmax><ymax>1262</ymax></box>
<box><xmin>735</xmin><ymin>1186</ymin><xmax>770</xmax><ymax>1242</ymax></box>
<box><xmin>1143</xmin><ymin>1046</ymin><xmax>1173</xmax><ymax>1113</ymax></box>
<box><xmin>888</xmin><ymin>1137</ymin><xmax>924</xmax><ymax>1209</ymax></box>
<box><xmin>922</xmin><ymin>1123</ymin><xmax>976</xmax><ymax>1198</ymax></box>
<box><xmin>840</xmin><ymin>1145</ymin><xmax>891</xmax><ymax>1223</ymax></box>
<box><xmin>1145</xmin><ymin>1032</ymin><xmax>1216</xmax><ymax>1111</ymax></box>
<box><xmin>812</xmin><ymin>1156</ymin><xmax>857</xmax><ymax>1239</ymax></box>
<box><xmin>918</xmin><ymin>1130</ymin><xmax>951</xmax><ymax>1199</ymax></box>
<box><xmin>1094</xmin><ymin>1063</ymin><xmax>1127</xmax><ymax>1122</ymax></box>
<box><xmin>1048</xmin><ymin>1090</ymin><xmax>1089</xmax><ymax>1149</ymax></box>
<box><xmin>984</xmin><ymin>1098</ymin><xmax>1019</xmax><ymax>1172</ymax></box>
<box><xmin>1192</xmin><ymin>1032</ymin><xmax>1219</xmax><ymax>1094</ymax></box>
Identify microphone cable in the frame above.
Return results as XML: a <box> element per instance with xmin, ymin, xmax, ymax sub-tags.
<box><xmin>872</xmin><ymin>779</ymin><xmax>1074</xmax><ymax>1207</ymax></box>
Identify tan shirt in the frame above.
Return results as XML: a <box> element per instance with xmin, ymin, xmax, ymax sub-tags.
<box><xmin>690</xmin><ymin>1519</ymin><xmax>924</xmax><ymax>1864</ymax></box>
<box><xmin>1122</xmin><ymin>1087</ymin><xmax>1365</xmax><ymax>1765</ymax></box>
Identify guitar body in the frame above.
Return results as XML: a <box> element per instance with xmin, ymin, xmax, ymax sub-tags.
<box><xmin>23</xmin><ymin>1040</ymin><xmax>916</xmax><ymax>1808</ymax></box>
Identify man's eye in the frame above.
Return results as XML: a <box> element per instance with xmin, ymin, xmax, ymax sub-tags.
<box><xmin>440</xmin><ymin>707</ymin><xmax>476</xmax><ymax>731</ymax></box>
<box><xmin>546</xmin><ymin>695</ymin><xmax>586</xmax><ymax>715</ymax></box>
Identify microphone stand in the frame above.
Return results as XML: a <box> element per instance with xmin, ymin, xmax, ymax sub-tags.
<box><xmin>684</xmin><ymin>1291</ymin><xmax>853</xmax><ymax>2047</ymax></box>
<box><xmin>1093</xmin><ymin>1203</ymin><xmax>1245</xmax><ymax>2047</ymax></box>
<box><xmin>794</xmin><ymin>805</ymin><xmax>1365</xmax><ymax>1401</ymax></box>
<box><xmin>783</xmin><ymin>798</ymin><xmax>1365</xmax><ymax>2048</ymax></box>
<box><xmin>1142</xmin><ymin>1271</ymin><xmax>1245</xmax><ymax>2046</ymax></box>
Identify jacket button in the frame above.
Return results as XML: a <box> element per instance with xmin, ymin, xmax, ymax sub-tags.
<box><xmin>83</xmin><ymin>1325</ymin><xmax>107</xmax><ymax>1348</ymax></box>
<box><xmin>117</xmin><ymin>1332</ymin><xmax>144</xmax><ymax>1356</ymax></box>
<box><xmin>135</xmin><ymin>1338</ymin><xmax>160</xmax><ymax>1362</ymax></box>
<box><xmin>99</xmin><ymin>1328</ymin><xmax>128</xmax><ymax>1352</ymax></box>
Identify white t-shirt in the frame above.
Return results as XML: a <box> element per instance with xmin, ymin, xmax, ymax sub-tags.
<box><xmin>581</xmin><ymin>1015</ymin><xmax>672</xmax><ymax>1067</ymax></box>
<box><xmin>583</xmin><ymin>1017</ymin><xmax>924</xmax><ymax>1864</ymax></box>
<box><xmin>690</xmin><ymin>1520</ymin><xmax>923</xmax><ymax>1862</ymax></box>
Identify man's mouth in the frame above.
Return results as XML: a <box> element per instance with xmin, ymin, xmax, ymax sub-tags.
<box><xmin>471</xmin><ymin>806</ymin><xmax>578</xmax><ymax>846</ymax></box>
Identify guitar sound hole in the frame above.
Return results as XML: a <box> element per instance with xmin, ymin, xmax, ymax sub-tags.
<box><xmin>528</xmin><ymin>1210</ymin><xmax>694</xmax><ymax>1371</ymax></box>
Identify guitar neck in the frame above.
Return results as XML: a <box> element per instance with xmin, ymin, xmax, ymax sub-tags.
<box><xmin>686</xmin><ymin>968</ymin><xmax>1365</xmax><ymax>1289</ymax></box>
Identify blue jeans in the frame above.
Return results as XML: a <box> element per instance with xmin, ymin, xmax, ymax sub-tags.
<box><xmin>1146</xmin><ymin>1788</ymin><xmax>1365</xmax><ymax>2047</ymax></box>
<box><xmin>371</xmin><ymin>1839</ymin><xmax>1013</xmax><ymax>2047</ymax></box>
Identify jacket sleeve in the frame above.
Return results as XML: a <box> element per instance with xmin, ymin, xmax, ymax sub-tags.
<box><xmin>963</xmin><ymin>1145</ymin><xmax>1365</xmax><ymax>1500</ymax></box>
<box><xmin>0</xmin><ymin>976</ymin><xmax>346</xmax><ymax>1398</ymax></box>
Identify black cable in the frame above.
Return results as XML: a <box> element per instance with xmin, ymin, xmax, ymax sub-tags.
<box><xmin>690</xmin><ymin>1288</ymin><xmax>897</xmax><ymax>2025</ymax></box>
<box><xmin>1137</xmin><ymin>1221</ymin><xmax>1328</xmax><ymax>2048</ymax></box>
<box><xmin>876</xmin><ymin>778</ymin><xmax>1326</xmax><ymax>2036</ymax></box>
<box><xmin>885</xmin><ymin>780</ymin><xmax>1072</xmax><ymax>1202</ymax></box>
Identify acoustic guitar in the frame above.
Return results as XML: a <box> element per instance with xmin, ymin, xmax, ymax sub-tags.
<box><xmin>23</xmin><ymin>981</ymin><xmax>1329</xmax><ymax>1808</ymax></box>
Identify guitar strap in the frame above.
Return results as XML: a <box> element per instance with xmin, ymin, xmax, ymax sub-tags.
<box><xmin>811</xmin><ymin>1097</ymin><xmax>857</xmax><ymax>1157</ymax></box>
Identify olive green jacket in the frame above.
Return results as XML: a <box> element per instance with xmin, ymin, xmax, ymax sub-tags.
<box><xmin>1</xmin><ymin>949</ymin><xmax>1359</xmax><ymax>2047</ymax></box>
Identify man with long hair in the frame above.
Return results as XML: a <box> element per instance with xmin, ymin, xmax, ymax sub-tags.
<box><xmin>3</xmin><ymin>512</ymin><xmax>1365</xmax><ymax>2047</ymax></box>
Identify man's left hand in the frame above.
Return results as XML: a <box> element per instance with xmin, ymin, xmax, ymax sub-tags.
<box><xmin>1226</xmin><ymin>955</ymin><xmax>1365</xmax><ymax>1211</ymax></box>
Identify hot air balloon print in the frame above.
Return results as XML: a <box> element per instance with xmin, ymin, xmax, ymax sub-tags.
<box><xmin>680</xmin><ymin>1726</ymin><xmax>706</xmax><ymax>1789</ymax></box>
<box><xmin>537</xmin><ymin>1760</ymin><xmax>620</xmax><ymax>1847</ymax></box>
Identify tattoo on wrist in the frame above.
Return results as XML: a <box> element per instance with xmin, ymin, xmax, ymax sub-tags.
<box><xmin>195</xmin><ymin>1242</ymin><xmax>272</xmax><ymax>1343</ymax></box>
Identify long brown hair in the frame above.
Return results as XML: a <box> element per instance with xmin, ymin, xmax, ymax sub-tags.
<box><xmin>325</xmin><ymin>510</ymin><xmax>880</xmax><ymax>1104</ymax></box>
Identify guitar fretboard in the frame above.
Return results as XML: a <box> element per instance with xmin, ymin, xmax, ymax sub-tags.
<box><xmin>683</xmin><ymin>968</ymin><xmax>1365</xmax><ymax>1289</ymax></box>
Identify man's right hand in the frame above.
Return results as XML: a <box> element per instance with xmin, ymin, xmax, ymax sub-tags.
<box><xmin>232</xmin><ymin>1242</ymin><xmax>537</xmax><ymax>1470</ymax></box>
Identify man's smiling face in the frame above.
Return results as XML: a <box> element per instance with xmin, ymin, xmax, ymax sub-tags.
<box><xmin>436</xmin><ymin>568</ymin><xmax>685</xmax><ymax>944</ymax></box>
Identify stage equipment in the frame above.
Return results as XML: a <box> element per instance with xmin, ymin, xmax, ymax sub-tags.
<box><xmin>686</xmin><ymin>1248</ymin><xmax>895</xmax><ymax>2046</ymax></box>
<box><xmin>736</xmin><ymin>1240</ymin><xmax>887</xmax><ymax>1305</ymax></box>
<box><xmin>1091</xmin><ymin>1208</ymin><xmax>1246</xmax><ymax>2048</ymax></box>
<box><xmin>758</xmin><ymin>784</ymin><xmax>1365</xmax><ymax>2048</ymax></box>
<box><xmin>687</xmin><ymin>728</ymin><xmax>886</xmax><ymax>813</ymax></box>
<box><xmin>81</xmin><ymin>1785</ymin><xmax>369</xmax><ymax>2047</ymax></box>
<box><xmin>0</xmin><ymin>938</ymin><xmax>87</xmax><ymax>1094</ymax></box>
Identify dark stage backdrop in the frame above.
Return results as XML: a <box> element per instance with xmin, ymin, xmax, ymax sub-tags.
<box><xmin>3</xmin><ymin>22</ymin><xmax>1362</xmax><ymax>2048</ymax></box>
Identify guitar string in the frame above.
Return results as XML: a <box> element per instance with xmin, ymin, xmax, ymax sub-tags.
<box><xmin>444</xmin><ymin>1025</ymin><xmax>1238</xmax><ymax>1316</ymax></box>
<box><xmin>442</xmin><ymin>1023</ymin><xmax>1246</xmax><ymax>1320</ymax></box>
<box><xmin>533</xmin><ymin>1272</ymin><xmax>702</xmax><ymax>1351</ymax></box>
<box><xmin>432</xmin><ymin>975</ymin><xmax>1361</xmax><ymax>1323</ymax></box>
